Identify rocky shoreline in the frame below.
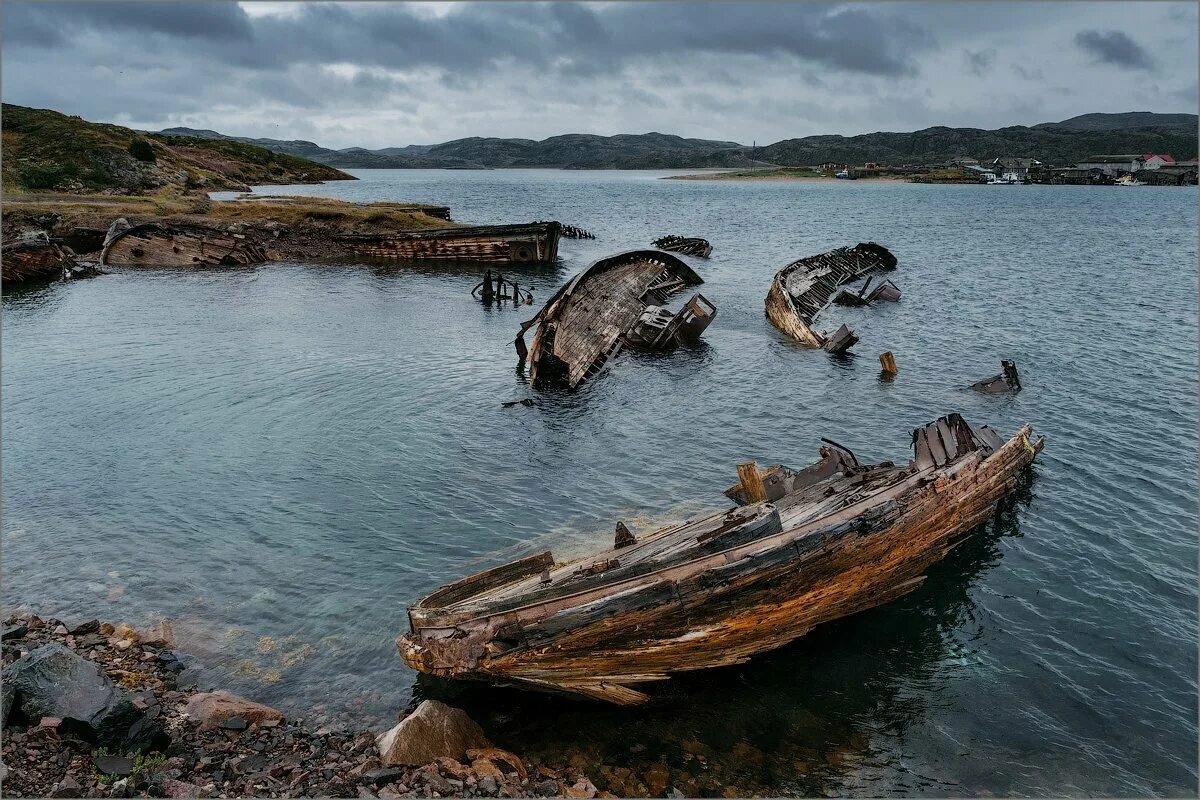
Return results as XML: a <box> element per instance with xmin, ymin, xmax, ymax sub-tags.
<box><xmin>2</xmin><ymin>613</ymin><xmax>603</xmax><ymax>799</ymax></box>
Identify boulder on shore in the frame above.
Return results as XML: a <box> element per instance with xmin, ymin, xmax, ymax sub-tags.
<box><xmin>2</xmin><ymin>643</ymin><xmax>155</xmax><ymax>751</ymax></box>
<box><xmin>376</xmin><ymin>700</ymin><xmax>490</xmax><ymax>767</ymax></box>
<box><xmin>182</xmin><ymin>690</ymin><xmax>284</xmax><ymax>730</ymax></box>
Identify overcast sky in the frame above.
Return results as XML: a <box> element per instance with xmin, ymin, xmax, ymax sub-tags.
<box><xmin>2</xmin><ymin>1</ymin><xmax>1196</xmax><ymax>149</ymax></box>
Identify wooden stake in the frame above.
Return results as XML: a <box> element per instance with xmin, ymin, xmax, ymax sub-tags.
<box><xmin>736</xmin><ymin>461</ymin><xmax>767</xmax><ymax>504</ymax></box>
<box><xmin>879</xmin><ymin>351</ymin><xmax>897</xmax><ymax>374</ymax></box>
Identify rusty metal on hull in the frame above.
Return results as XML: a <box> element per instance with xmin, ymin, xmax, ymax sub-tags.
<box><xmin>765</xmin><ymin>242</ymin><xmax>897</xmax><ymax>347</ymax></box>
<box><xmin>333</xmin><ymin>222</ymin><xmax>561</xmax><ymax>264</ymax></box>
<box><xmin>399</xmin><ymin>414</ymin><xmax>1044</xmax><ymax>704</ymax></box>
<box><xmin>514</xmin><ymin>249</ymin><xmax>706</xmax><ymax>391</ymax></box>
<box><xmin>101</xmin><ymin>223</ymin><xmax>267</xmax><ymax>267</ymax></box>
<box><xmin>2</xmin><ymin>237</ymin><xmax>75</xmax><ymax>284</ymax></box>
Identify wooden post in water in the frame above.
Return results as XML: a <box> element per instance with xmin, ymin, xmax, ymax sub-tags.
<box><xmin>879</xmin><ymin>351</ymin><xmax>897</xmax><ymax>374</ymax></box>
<box><xmin>737</xmin><ymin>461</ymin><xmax>767</xmax><ymax>504</ymax></box>
<box><xmin>481</xmin><ymin>270</ymin><xmax>494</xmax><ymax>301</ymax></box>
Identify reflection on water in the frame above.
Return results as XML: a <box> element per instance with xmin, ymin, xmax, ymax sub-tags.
<box><xmin>417</xmin><ymin>472</ymin><xmax>1038</xmax><ymax>798</ymax></box>
<box><xmin>5</xmin><ymin>171</ymin><xmax>1197</xmax><ymax>795</ymax></box>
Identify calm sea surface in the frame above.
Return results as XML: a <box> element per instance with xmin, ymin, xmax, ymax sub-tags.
<box><xmin>4</xmin><ymin>170</ymin><xmax>1197</xmax><ymax>796</ymax></box>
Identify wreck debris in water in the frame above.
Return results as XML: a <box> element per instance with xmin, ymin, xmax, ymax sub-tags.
<box><xmin>333</xmin><ymin>222</ymin><xmax>561</xmax><ymax>264</ymax></box>
<box><xmin>652</xmin><ymin>236</ymin><xmax>713</xmax><ymax>258</ymax></box>
<box><xmin>539</xmin><ymin>222</ymin><xmax>595</xmax><ymax>240</ymax></box>
<box><xmin>2</xmin><ymin>233</ymin><xmax>76</xmax><ymax>285</ymax></box>
<box><xmin>765</xmin><ymin>243</ymin><xmax>897</xmax><ymax>350</ymax></box>
<box><xmin>972</xmin><ymin>360</ymin><xmax>1022</xmax><ymax>393</ymax></box>
<box><xmin>515</xmin><ymin>250</ymin><xmax>714</xmax><ymax>390</ymax></box>
<box><xmin>473</xmin><ymin>270</ymin><xmax>533</xmax><ymax>305</ymax></box>
<box><xmin>400</xmin><ymin>413</ymin><xmax>1043</xmax><ymax>704</ymax></box>
<box><xmin>832</xmin><ymin>275</ymin><xmax>902</xmax><ymax>307</ymax></box>
<box><xmin>101</xmin><ymin>222</ymin><xmax>268</xmax><ymax>267</ymax></box>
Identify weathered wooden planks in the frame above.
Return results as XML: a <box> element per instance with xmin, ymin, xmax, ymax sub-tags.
<box><xmin>102</xmin><ymin>223</ymin><xmax>267</xmax><ymax>267</ymax></box>
<box><xmin>400</xmin><ymin>414</ymin><xmax>1044</xmax><ymax>703</ymax></box>
<box><xmin>515</xmin><ymin>250</ymin><xmax>706</xmax><ymax>390</ymax></box>
<box><xmin>765</xmin><ymin>242</ymin><xmax>897</xmax><ymax>348</ymax></box>
<box><xmin>2</xmin><ymin>238</ymin><xmax>75</xmax><ymax>285</ymax></box>
<box><xmin>333</xmin><ymin>222</ymin><xmax>561</xmax><ymax>264</ymax></box>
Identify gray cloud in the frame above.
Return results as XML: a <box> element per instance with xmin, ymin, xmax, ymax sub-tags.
<box><xmin>1075</xmin><ymin>29</ymin><xmax>1156</xmax><ymax>70</ymax></box>
<box><xmin>1</xmin><ymin>2</ymin><xmax>1195</xmax><ymax>147</ymax></box>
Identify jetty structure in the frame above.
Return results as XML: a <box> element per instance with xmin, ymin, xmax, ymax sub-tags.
<box><xmin>514</xmin><ymin>249</ymin><xmax>716</xmax><ymax>390</ymax></box>
<box><xmin>765</xmin><ymin>243</ymin><xmax>897</xmax><ymax>350</ymax></box>
<box><xmin>400</xmin><ymin>414</ymin><xmax>1044</xmax><ymax>704</ymax></box>
<box><xmin>102</xmin><ymin>222</ymin><xmax>268</xmax><ymax>267</ymax></box>
<box><xmin>332</xmin><ymin>221</ymin><xmax>562</xmax><ymax>264</ymax></box>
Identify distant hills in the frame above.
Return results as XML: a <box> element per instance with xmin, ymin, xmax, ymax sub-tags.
<box><xmin>159</xmin><ymin>112</ymin><xmax>1196</xmax><ymax>170</ymax></box>
<box><xmin>2</xmin><ymin>104</ymin><xmax>353</xmax><ymax>194</ymax></box>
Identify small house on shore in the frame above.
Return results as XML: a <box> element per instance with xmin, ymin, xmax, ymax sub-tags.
<box><xmin>1141</xmin><ymin>153</ymin><xmax>1176</xmax><ymax>170</ymax></box>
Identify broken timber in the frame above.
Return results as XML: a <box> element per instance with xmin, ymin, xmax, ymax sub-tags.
<box><xmin>333</xmin><ymin>222</ymin><xmax>561</xmax><ymax>264</ymax></box>
<box><xmin>971</xmin><ymin>360</ymin><xmax>1022</xmax><ymax>393</ymax></box>
<box><xmin>399</xmin><ymin>413</ymin><xmax>1044</xmax><ymax>704</ymax></box>
<box><xmin>765</xmin><ymin>243</ymin><xmax>897</xmax><ymax>350</ymax></box>
<box><xmin>652</xmin><ymin>236</ymin><xmax>713</xmax><ymax>258</ymax></box>
<box><xmin>473</xmin><ymin>270</ymin><xmax>533</xmax><ymax>305</ymax></box>
<box><xmin>514</xmin><ymin>250</ymin><xmax>714</xmax><ymax>391</ymax></box>
<box><xmin>101</xmin><ymin>222</ymin><xmax>267</xmax><ymax>267</ymax></box>
<box><xmin>2</xmin><ymin>235</ymin><xmax>76</xmax><ymax>285</ymax></box>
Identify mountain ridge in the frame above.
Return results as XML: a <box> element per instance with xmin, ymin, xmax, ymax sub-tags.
<box><xmin>157</xmin><ymin>112</ymin><xmax>1196</xmax><ymax>170</ymax></box>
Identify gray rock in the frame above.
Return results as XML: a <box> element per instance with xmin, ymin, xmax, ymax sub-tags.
<box><xmin>2</xmin><ymin>643</ymin><xmax>154</xmax><ymax>750</ymax></box>
<box><xmin>94</xmin><ymin>755</ymin><xmax>134</xmax><ymax>776</ymax></box>
<box><xmin>2</xmin><ymin>624</ymin><xmax>27</xmax><ymax>641</ymax></box>
<box><xmin>50</xmin><ymin>776</ymin><xmax>83</xmax><ymax>798</ymax></box>
<box><xmin>219</xmin><ymin>715</ymin><xmax>248</xmax><ymax>731</ymax></box>
<box><xmin>533</xmin><ymin>778</ymin><xmax>559</xmax><ymax>796</ymax></box>
<box><xmin>359</xmin><ymin>768</ymin><xmax>406</xmax><ymax>786</ymax></box>
<box><xmin>375</xmin><ymin>700</ymin><xmax>489</xmax><ymax>767</ymax></box>
<box><xmin>68</xmin><ymin>620</ymin><xmax>100</xmax><ymax>636</ymax></box>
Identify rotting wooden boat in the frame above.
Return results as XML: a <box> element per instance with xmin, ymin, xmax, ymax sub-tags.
<box><xmin>399</xmin><ymin>413</ymin><xmax>1044</xmax><ymax>704</ymax></box>
<box><xmin>514</xmin><ymin>249</ymin><xmax>713</xmax><ymax>390</ymax></box>
<box><xmin>652</xmin><ymin>235</ymin><xmax>713</xmax><ymax>258</ymax></box>
<box><xmin>332</xmin><ymin>222</ymin><xmax>561</xmax><ymax>264</ymax></box>
<box><xmin>101</xmin><ymin>222</ymin><xmax>267</xmax><ymax>267</ymax></box>
<box><xmin>2</xmin><ymin>235</ymin><xmax>75</xmax><ymax>285</ymax></box>
<box><xmin>765</xmin><ymin>243</ymin><xmax>896</xmax><ymax>349</ymax></box>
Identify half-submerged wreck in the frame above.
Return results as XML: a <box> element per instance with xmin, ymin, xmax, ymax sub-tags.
<box><xmin>2</xmin><ymin>234</ymin><xmax>76</xmax><ymax>285</ymax></box>
<box><xmin>514</xmin><ymin>250</ymin><xmax>716</xmax><ymax>390</ymax></box>
<box><xmin>652</xmin><ymin>235</ymin><xmax>713</xmax><ymax>258</ymax></box>
<box><xmin>102</xmin><ymin>222</ymin><xmax>267</xmax><ymax>267</ymax></box>
<box><xmin>400</xmin><ymin>413</ymin><xmax>1043</xmax><ymax>704</ymax></box>
<box><xmin>333</xmin><ymin>222</ymin><xmax>561</xmax><ymax>264</ymax></box>
<box><xmin>765</xmin><ymin>243</ymin><xmax>896</xmax><ymax>350</ymax></box>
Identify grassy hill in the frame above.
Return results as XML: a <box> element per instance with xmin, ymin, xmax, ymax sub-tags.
<box><xmin>1034</xmin><ymin>112</ymin><xmax>1198</xmax><ymax>131</ymax></box>
<box><xmin>2</xmin><ymin>104</ymin><xmax>354</xmax><ymax>195</ymax></box>
<box><xmin>757</xmin><ymin>122</ymin><xmax>1198</xmax><ymax>167</ymax></box>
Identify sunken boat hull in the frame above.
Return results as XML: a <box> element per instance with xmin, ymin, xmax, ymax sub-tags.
<box><xmin>766</xmin><ymin>242</ymin><xmax>897</xmax><ymax>347</ymax></box>
<box><xmin>516</xmin><ymin>249</ymin><xmax>709</xmax><ymax>390</ymax></box>
<box><xmin>333</xmin><ymin>222</ymin><xmax>561</xmax><ymax>264</ymax></box>
<box><xmin>102</xmin><ymin>223</ymin><xmax>267</xmax><ymax>267</ymax></box>
<box><xmin>2</xmin><ymin>239</ymin><xmax>75</xmax><ymax>285</ymax></box>
<box><xmin>400</xmin><ymin>414</ymin><xmax>1043</xmax><ymax>704</ymax></box>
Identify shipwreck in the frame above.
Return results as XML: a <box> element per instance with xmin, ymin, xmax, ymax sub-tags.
<box><xmin>765</xmin><ymin>243</ymin><xmax>897</xmax><ymax>351</ymax></box>
<box><xmin>514</xmin><ymin>249</ymin><xmax>716</xmax><ymax>390</ymax></box>
<box><xmin>333</xmin><ymin>222</ymin><xmax>561</xmax><ymax>264</ymax></box>
<box><xmin>101</xmin><ymin>222</ymin><xmax>267</xmax><ymax>267</ymax></box>
<box><xmin>399</xmin><ymin>413</ymin><xmax>1043</xmax><ymax>704</ymax></box>
<box><xmin>2</xmin><ymin>234</ymin><xmax>77</xmax><ymax>285</ymax></box>
<box><xmin>652</xmin><ymin>235</ymin><xmax>712</xmax><ymax>258</ymax></box>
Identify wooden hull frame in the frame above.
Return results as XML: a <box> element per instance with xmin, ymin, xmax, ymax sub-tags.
<box><xmin>333</xmin><ymin>222</ymin><xmax>561</xmax><ymax>264</ymax></box>
<box><xmin>101</xmin><ymin>223</ymin><xmax>267</xmax><ymax>268</ymax></box>
<box><xmin>400</xmin><ymin>416</ymin><xmax>1044</xmax><ymax>704</ymax></box>
<box><xmin>765</xmin><ymin>242</ymin><xmax>897</xmax><ymax>347</ymax></box>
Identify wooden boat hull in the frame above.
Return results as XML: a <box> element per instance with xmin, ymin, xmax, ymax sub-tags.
<box><xmin>102</xmin><ymin>223</ymin><xmax>267</xmax><ymax>267</ymax></box>
<box><xmin>515</xmin><ymin>250</ymin><xmax>705</xmax><ymax>390</ymax></box>
<box><xmin>2</xmin><ymin>240</ymin><xmax>74</xmax><ymax>285</ymax></box>
<box><xmin>765</xmin><ymin>242</ymin><xmax>896</xmax><ymax>347</ymax></box>
<box><xmin>400</xmin><ymin>415</ymin><xmax>1043</xmax><ymax>704</ymax></box>
<box><xmin>334</xmin><ymin>222</ymin><xmax>560</xmax><ymax>264</ymax></box>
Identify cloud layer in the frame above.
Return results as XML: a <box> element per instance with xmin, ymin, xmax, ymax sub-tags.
<box><xmin>2</xmin><ymin>1</ymin><xmax>1195</xmax><ymax>148</ymax></box>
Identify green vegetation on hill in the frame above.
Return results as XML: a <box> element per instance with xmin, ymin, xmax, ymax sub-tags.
<box><xmin>2</xmin><ymin>104</ymin><xmax>354</xmax><ymax>195</ymax></box>
<box><xmin>158</xmin><ymin>112</ymin><xmax>1197</xmax><ymax>170</ymax></box>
